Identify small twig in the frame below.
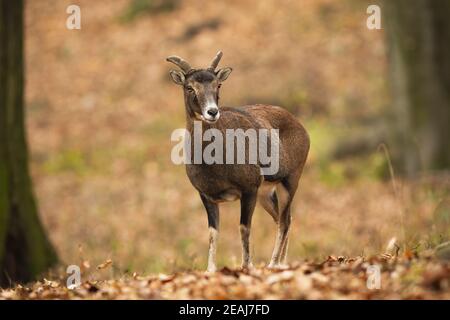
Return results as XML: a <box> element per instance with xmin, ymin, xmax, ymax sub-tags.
<box><xmin>377</xmin><ymin>143</ymin><xmax>407</xmax><ymax>253</ymax></box>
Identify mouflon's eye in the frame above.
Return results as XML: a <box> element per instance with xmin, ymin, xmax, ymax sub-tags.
<box><xmin>218</xmin><ymin>84</ymin><xmax>222</xmax><ymax>89</ymax></box>
<box><xmin>186</xmin><ymin>86</ymin><xmax>195</xmax><ymax>93</ymax></box>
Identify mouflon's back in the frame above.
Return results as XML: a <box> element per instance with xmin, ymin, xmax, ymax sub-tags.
<box><xmin>232</xmin><ymin>104</ymin><xmax>309</xmax><ymax>180</ymax></box>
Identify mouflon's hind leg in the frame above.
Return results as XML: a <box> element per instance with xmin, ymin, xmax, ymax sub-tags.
<box><xmin>268</xmin><ymin>202</ymin><xmax>292</xmax><ymax>269</ymax></box>
<box><xmin>268</xmin><ymin>174</ymin><xmax>299</xmax><ymax>269</ymax></box>
<box><xmin>240</xmin><ymin>192</ymin><xmax>257</xmax><ymax>269</ymax></box>
<box><xmin>258</xmin><ymin>183</ymin><xmax>279</xmax><ymax>223</ymax></box>
<box><xmin>200</xmin><ymin>193</ymin><xmax>220</xmax><ymax>273</ymax></box>
<box><xmin>280</xmin><ymin>236</ymin><xmax>289</xmax><ymax>266</ymax></box>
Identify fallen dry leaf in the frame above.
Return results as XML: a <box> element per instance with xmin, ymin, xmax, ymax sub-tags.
<box><xmin>96</xmin><ymin>259</ymin><xmax>113</xmax><ymax>270</ymax></box>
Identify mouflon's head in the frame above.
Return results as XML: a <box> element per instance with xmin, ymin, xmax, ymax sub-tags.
<box><xmin>166</xmin><ymin>51</ymin><xmax>232</xmax><ymax>123</ymax></box>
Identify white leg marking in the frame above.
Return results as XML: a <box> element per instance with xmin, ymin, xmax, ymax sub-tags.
<box><xmin>268</xmin><ymin>225</ymin><xmax>285</xmax><ymax>268</ymax></box>
<box><xmin>207</xmin><ymin>227</ymin><xmax>219</xmax><ymax>273</ymax></box>
<box><xmin>280</xmin><ymin>236</ymin><xmax>289</xmax><ymax>266</ymax></box>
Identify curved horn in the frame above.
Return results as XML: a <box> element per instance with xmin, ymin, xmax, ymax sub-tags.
<box><xmin>166</xmin><ymin>55</ymin><xmax>192</xmax><ymax>73</ymax></box>
<box><xmin>208</xmin><ymin>51</ymin><xmax>223</xmax><ymax>71</ymax></box>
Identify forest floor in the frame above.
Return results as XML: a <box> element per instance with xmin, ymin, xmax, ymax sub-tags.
<box><xmin>1</xmin><ymin>251</ymin><xmax>449</xmax><ymax>300</ymax></box>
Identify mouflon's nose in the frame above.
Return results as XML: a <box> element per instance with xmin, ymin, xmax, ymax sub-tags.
<box><xmin>207</xmin><ymin>108</ymin><xmax>218</xmax><ymax>117</ymax></box>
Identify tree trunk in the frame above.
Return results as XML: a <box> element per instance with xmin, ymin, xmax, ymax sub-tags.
<box><xmin>384</xmin><ymin>0</ymin><xmax>450</xmax><ymax>175</ymax></box>
<box><xmin>0</xmin><ymin>0</ymin><xmax>57</xmax><ymax>287</ymax></box>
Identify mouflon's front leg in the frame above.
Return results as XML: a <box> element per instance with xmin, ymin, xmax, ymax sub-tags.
<box><xmin>240</xmin><ymin>192</ymin><xmax>257</xmax><ymax>269</ymax></box>
<box><xmin>200</xmin><ymin>193</ymin><xmax>220</xmax><ymax>273</ymax></box>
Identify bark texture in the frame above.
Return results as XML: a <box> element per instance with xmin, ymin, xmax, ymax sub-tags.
<box><xmin>384</xmin><ymin>0</ymin><xmax>450</xmax><ymax>175</ymax></box>
<box><xmin>0</xmin><ymin>0</ymin><xmax>57</xmax><ymax>287</ymax></box>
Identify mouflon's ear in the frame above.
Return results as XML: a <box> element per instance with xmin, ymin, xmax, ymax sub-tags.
<box><xmin>216</xmin><ymin>67</ymin><xmax>232</xmax><ymax>82</ymax></box>
<box><xmin>169</xmin><ymin>70</ymin><xmax>185</xmax><ymax>85</ymax></box>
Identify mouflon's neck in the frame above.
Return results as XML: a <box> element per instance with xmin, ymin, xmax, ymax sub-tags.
<box><xmin>184</xmin><ymin>95</ymin><xmax>196</xmax><ymax>131</ymax></box>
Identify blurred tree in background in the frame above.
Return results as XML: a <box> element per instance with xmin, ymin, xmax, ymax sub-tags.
<box><xmin>384</xmin><ymin>0</ymin><xmax>450</xmax><ymax>175</ymax></box>
<box><xmin>0</xmin><ymin>0</ymin><xmax>57</xmax><ymax>286</ymax></box>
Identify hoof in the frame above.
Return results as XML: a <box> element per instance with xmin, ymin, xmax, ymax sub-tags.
<box><xmin>240</xmin><ymin>262</ymin><xmax>254</xmax><ymax>270</ymax></box>
<box><xmin>206</xmin><ymin>265</ymin><xmax>217</xmax><ymax>274</ymax></box>
<box><xmin>267</xmin><ymin>262</ymin><xmax>285</xmax><ymax>270</ymax></box>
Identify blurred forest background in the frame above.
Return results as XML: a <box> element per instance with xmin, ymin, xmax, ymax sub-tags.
<box><xmin>1</xmin><ymin>0</ymin><xmax>449</xmax><ymax>285</ymax></box>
